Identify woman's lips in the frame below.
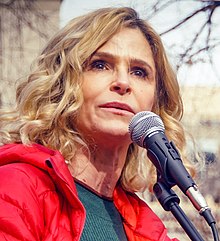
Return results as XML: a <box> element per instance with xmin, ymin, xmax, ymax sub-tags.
<box><xmin>99</xmin><ymin>102</ymin><xmax>135</xmax><ymax>115</ymax></box>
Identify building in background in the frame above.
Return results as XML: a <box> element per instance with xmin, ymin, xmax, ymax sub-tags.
<box><xmin>0</xmin><ymin>0</ymin><xmax>60</xmax><ymax>106</ymax></box>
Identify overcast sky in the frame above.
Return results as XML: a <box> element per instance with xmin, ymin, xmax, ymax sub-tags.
<box><xmin>59</xmin><ymin>0</ymin><xmax>220</xmax><ymax>87</ymax></box>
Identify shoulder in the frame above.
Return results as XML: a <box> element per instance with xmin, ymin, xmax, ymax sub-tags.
<box><xmin>0</xmin><ymin>162</ymin><xmax>59</xmax><ymax>217</ymax></box>
<box><xmin>0</xmin><ymin>162</ymin><xmax>61</xmax><ymax>240</ymax></box>
<box><xmin>0</xmin><ymin>162</ymin><xmax>56</xmax><ymax>195</ymax></box>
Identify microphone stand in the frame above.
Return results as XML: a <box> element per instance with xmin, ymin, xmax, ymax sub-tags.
<box><xmin>153</xmin><ymin>179</ymin><xmax>204</xmax><ymax>241</ymax></box>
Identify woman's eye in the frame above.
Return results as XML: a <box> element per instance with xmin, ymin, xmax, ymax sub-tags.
<box><xmin>131</xmin><ymin>67</ymin><xmax>147</xmax><ymax>79</ymax></box>
<box><xmin>90</xmin><ymin>60</ymin><xmax>108</xmax><ymax>70</ymax></box>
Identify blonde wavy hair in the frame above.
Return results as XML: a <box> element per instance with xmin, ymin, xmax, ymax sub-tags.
<box><xmin>0</xmin><ymin>7</ymin><xmax>195</xmax><ymax>192</ymax></box>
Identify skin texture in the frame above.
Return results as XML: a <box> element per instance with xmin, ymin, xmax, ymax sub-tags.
<box><xmin>72</xmin><ymin>27</ymin><xmax>156</xmax><ymax>198</ymax></box>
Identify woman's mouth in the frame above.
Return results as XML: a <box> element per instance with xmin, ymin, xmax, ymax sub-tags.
<box><xmin>99</xmin><ymin>102</ymin><xmax>135</xmax><ymax>116</ymax></box>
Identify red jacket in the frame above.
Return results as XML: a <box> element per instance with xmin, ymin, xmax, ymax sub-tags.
<box><xmin>0</xmin><ymin>143</ymin><xmax>178</xmax><ymax>241</ymax></box>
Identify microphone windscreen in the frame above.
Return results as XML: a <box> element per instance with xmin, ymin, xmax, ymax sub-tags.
<box><xmin>128</xmin><ymin>111</ymin><xmax>164</xmax><ymax>147</ymax></box>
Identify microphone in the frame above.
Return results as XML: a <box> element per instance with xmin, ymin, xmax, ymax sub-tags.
<box><xmin>128</xmin><ymin>111</ymin><xmax>209</xmax><ymax>216</ymax></box>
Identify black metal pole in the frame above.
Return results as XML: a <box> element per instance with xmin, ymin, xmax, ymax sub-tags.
<box><xmin>153</xmin><ymin>181</ymin><xmax>204</xmax><ymax>241</ymax></box>
<box><xmin>169</xmin><ymin>201</ymin><xmax>204</xmax><ymax>241</ymax></box>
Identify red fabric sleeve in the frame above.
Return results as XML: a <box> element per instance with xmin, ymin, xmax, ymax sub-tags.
<box><xmin>0</xmin><ymin>163</ymin><xmax>55</xmax><ymax>241</ymax></box>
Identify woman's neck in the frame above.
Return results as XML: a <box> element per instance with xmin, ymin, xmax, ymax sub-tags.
<box><xmin>68</xmin><ymin>144</ymin><xmax>129</xmax><ymax>199</ymax></box>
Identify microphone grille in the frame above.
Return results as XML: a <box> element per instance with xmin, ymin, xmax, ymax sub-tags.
<box><xmin>128</xmin><ymin>111</ymin><xmax>165</xmax><ymax>147</ymax></box>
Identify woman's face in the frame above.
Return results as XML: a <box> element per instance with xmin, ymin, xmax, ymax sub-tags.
<box><xmin>76</xmin><ymin>27</ymin><xmax>156</xmax><ymax>145</ymax></box>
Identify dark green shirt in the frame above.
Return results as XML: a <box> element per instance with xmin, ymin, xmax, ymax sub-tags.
<box><xmin>76</xmin><ymin>182</ymin><xmax>128</xmax><ymax>241</ymax></box>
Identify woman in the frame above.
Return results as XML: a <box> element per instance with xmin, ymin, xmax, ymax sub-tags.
<box><xmin>0</xmin><ymin>7</ymin><xmax>191</xmax><ymax>241</ymax></box>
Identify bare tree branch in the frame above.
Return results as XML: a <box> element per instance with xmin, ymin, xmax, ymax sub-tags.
<box><xmin>160</xmin><ymin>1</ymin><xmax>219</xmax><ymax>36</ymax></box>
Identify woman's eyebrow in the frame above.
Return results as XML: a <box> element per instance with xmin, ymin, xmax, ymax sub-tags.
<box><xmin>130</xmin><ymin>58</ymin><xmax>154</xmax><ymax>72</ymax></box>
<box><xmin>91</xmin><ymin>51</ymin><xmax>115</xmax><ymax>60</ymax></box>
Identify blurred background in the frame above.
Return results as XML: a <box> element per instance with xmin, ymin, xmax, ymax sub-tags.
<box><xmin>0</xmin><ymin>0</ymin><xmax>219</xmax><ymax>240</ymax></box>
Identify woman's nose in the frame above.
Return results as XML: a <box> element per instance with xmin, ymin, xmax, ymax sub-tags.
<box><xmin>110</xmin><ymin>72</ymin><xmax>131</xmax><ymax>95</ymax></box>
